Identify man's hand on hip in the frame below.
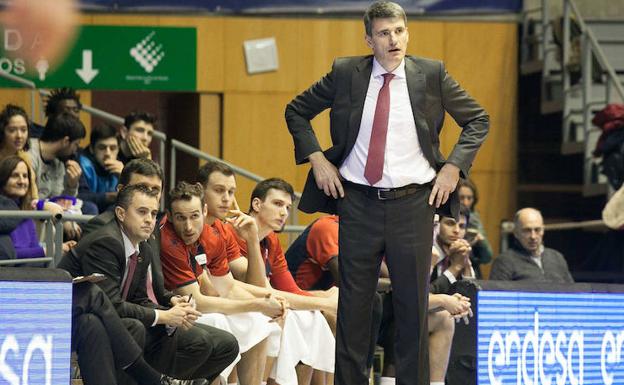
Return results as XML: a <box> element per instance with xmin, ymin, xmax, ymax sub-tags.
<box><xmin>309</xmin><ymin>152</ymin><xmax>344</xmax><ymax>199</ymax></box>
<box><xmin>429</xmin><ymin>163</ymin><xmax>460</xmax><ymax>208</ymax></box>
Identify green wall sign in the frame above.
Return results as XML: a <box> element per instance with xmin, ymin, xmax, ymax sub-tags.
<box><xmin>0</xmin><ymin>25</ymin><xmax>197</xmax><ymax>91</ymax></box>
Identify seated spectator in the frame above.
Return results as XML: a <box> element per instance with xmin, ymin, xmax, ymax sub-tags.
<box><xmin>27</xmin><ymin>112</ymin><xmax>85</xmax><ymax>240</ymax></box>
<box><xmin>457</xmin><ymin>179</ymin><xmax>493</xmax><ymax>278</ymax></box>
<box><xmin>0</xmin><ymin>104</ymin><xmax>38</xmax><ymax>196</ymax></box>
<box><xmin>118</xmin><ymin>111</ymin><xmax>155</xmax><ymax>163</ymax></box>
<box><xmin>0</xmin><ymin>155</ymin><xmax>72</xmax><ymax>261</ymax></box>
<box><xmin>78</xmin><ymin>124</ymin><xmax>124</xmax><ymax>212</ymax></box>
<box><xmin>431</xmin><ymin>205</ymin><xmax>476</xmax><ymax>293</ymax></box>
<box><xmin>490</xmin><ymin>208</ymin><xmax>574</xmax><ymax>283</ymax></box>
<box><xmin>29</xmin><ymin>87</ymin><xmax>83</xmax><ymax>139</ymax></box>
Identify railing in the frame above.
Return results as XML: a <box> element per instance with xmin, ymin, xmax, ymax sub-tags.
<box><xmin>498</xmin><ymin>218</ymin><xmax>607</xmax><ymax>252</ymax></box>
<box><xmin>562</xmin><ymin>0</ymin><xmax>624</xmax><ymax>190</ymax></box>
<box><xmin>170</xmin><ymin>139</ymin><xmax>304</xmax><ymax>238</ymax></box>
<box><xmin>0</xmin><ymin>211</ymin><xmax>94</xmax><ymax>267</ymax></box>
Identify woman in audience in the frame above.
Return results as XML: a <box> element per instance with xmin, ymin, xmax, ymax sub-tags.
<box><xmin>0</xmin><ymin>155</ymin><xmax>71</xmax><ymax>261</ymax></box>
<box><xmin>457</xmin><ymin>178</ymin><xmax>493</xmax><ymax>278</ymax></box>
<box><xmin>0</xmin><ymin>104</ymin><xmax>38</xmax><ymax>197</ymax></box>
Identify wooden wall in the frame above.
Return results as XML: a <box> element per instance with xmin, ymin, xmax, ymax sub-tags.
<box><xmin>0</xmin><ymin>15</ymin><xmax>517</xmax><ymax>275</ymax></box>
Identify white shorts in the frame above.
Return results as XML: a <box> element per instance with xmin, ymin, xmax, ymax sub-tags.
<box><xmin>197</xmin><ymin>312</ymin><xmax>281</xmax><ymax>384</ymax></box>
<box><xmin>270</xmin><ymin>310</ymin><xmax>335</xmax><ymax>385</ymax></box>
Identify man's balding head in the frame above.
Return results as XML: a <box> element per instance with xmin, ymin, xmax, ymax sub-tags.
<box><xmin>513</xmin><ymin>208</ymin><xmax>544</xmax><ymax>256</ymax></box>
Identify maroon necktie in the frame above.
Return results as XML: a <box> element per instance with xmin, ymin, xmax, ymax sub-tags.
<box><xmin>121</xmin><ymin>252</ymin><xmax>139</xmax><ymax>300</ymax></box>
<box><xmin>146</xmin><ymin>271</ymin><xmax>158</xmax><ymax>304</ymax></box>
<box><xmin>364</xmin><ymin>73</ymin><xmax>395</xmax><ymax>185</ymax></box>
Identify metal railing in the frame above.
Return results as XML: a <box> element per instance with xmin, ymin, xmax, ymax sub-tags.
<box><xmin>170</xmin><ymin>139</ymin><xmax>304</xmax><ymax>237</ymax></box>
<box><xmin>561</xmin><ymin>0</ymin><xmax>624</xmax><ymax>190</ymax></box>
<box><xmin>499</xmin><ymin>218</ymin><xmax>607</xmax><ymax>252</ymax></box>
<box><xmin>0</xmin><ymin>211</ymin><xmax>94</xmax><ymax>267</ymax></box>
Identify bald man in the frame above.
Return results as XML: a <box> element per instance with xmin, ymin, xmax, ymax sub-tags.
<box><xmin>489</xmin><ymin>208</ymin><xmax>574</xmax><ymax>283</ymax></box>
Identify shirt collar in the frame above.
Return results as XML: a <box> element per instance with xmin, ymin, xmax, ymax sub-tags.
<box><xmin>121</xmin><ymin>228</ymin><xmax>139</xmax><ymax>259</ymax></box>
<box><xmin>372</xmin><ymin>57</ymin><xmax>406</xmax><ymax>80</ymax></box>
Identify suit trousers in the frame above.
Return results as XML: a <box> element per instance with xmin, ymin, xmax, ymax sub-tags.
<box><xmin>336</xmin><ymin>184</ymin><xmax>434</xmax><ymax>385</ymax></box>
<box><xmin>72</xmin><ymin>283</ymin><xmax>143</xmax><ymax>385</ymax></box>
<box><xmin>124</xmin><ymin>318</ymin><xmax>239</xmax><ymax>382</ymax></box>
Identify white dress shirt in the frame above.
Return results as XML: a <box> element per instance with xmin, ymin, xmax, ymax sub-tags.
<box><xmin>340</xmin><ymin>58</ymin><xmax>436</xmax><ymax>188</ymax></box>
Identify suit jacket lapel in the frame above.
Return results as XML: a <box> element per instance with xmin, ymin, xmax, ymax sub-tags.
<box><xmin>344</xmin><ymin>56</ymin><xmax>373</xmax><ymax>163</ymax></box>
<box><xmin>405</xmin><ymin>57</ymin><xmax>436</xmax><ymax>166</ymax></box>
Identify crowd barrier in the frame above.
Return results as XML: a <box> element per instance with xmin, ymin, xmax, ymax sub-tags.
<box><xmin>0</xmin><ymin>267</ymin><xmax>73</xmax><ymax>385</ymax></box>
<box><xmin>448</xmin><ymin>279</ymin><xmax>624</xmax><ymax>385</ymax></box>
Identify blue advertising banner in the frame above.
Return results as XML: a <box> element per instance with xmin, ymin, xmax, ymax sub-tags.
<box><xmin>478</xmin><ymin>291</ymin><xmax>624</xmax><ymax>385</ymax></box>
<box><xmin>79</xmin><ymin>0</ymin><xmax>522</xmax><ymax>14</ymax></box>
<box><xmin>0</xmin><ymin>281</ymin><xmax>72</xmax><ymax>385</ymax></box>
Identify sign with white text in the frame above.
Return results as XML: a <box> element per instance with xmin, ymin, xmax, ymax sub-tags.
<box><xmin>0</xmin><ymin>26</ymin><xmax>196</xmax><ymax>91</ymax></box>
<box><xmin>0</xmin><ymin>281</ymin><xmax>72</xmax><ymax>385</ymax></box>
<box><xmin>478</xmin><ymin>291</ymin><xmax>624</xmax><ymax>385</ymax></box>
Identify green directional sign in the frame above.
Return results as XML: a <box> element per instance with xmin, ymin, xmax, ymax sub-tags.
<box><xmin>0</xmin><ymin>25</ymin><xmax>196</xmax><ymax>91</ymax></box>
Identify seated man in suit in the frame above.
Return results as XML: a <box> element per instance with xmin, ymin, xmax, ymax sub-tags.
<box><xmin>59</xmin><ymin>184</ymin><xmax>239</xmax><ymax>384</ymax></box>
<box><xmin>490</xmin><ymin>207</ymin><xmax>574</xmax><ymax>283</ymax></box>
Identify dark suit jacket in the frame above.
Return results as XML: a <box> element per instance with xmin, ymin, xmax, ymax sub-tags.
<box><xmin>82</xmin><ymin>210</ymin><xmax>174</xmax><ymax>306</ymax></box>
<box><xmin>285</xmin><ymin>55</ymin><xmax>490</xmax><ymax>215</ymax></box>
<box><xmin>59</xmin><ymin>220</ymin><xmax>166</xmax><ymax>327</ymax></box>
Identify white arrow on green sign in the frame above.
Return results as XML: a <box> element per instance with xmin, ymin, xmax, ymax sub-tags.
<box><xmin>0</xmin><ymin>25</ymin><xmax>196</xmax><ymax>91</ymax></box>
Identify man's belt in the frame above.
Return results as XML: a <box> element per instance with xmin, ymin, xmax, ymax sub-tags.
<box><xmin>343</xmin><ymin>181</ymin><xmax>430</xmax><ymax>201</ymax></box>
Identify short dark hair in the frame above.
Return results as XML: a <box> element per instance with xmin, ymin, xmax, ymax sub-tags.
<box><xmin>45</xmin><ymin>87</ymin><xmax>81</xmax><ymax>118</ymax></box>
<box><xmin>124</xmin><ymin>111</ymin><xmax>156</xmax><ymax>130</ymax></box>
<box><xmin>0</xmin><ymin>104</ymin><xmax>30</xmax><ymax>151</ymax></box>
<box><xmin>249</xmin><ymin>178</ymin><xmax>295</xmax><ymax>212</ymax></box>
<box><xmin>118</xmin><ymin>158</ymin><xmax>163</xmax><ymax>186</ymax></box>
<box><xmin>40</xmin><ymin>112</ymin><xmax>86</xmax><ymax>143</ymax></box>
<box><xmin>440</xmin><ymin>204</ymin><xmax>470</xmax><ymax>223</ymax></box>
<box><xmin>457</xmin><ymin>178</ymin><xmax>479</xmax><ymax>209</ymax></box>
<box><xmin>363</xmin><ymin>1</ymin><xmax>407</xmax><ymax>36</ymax></box>
<box><xmin>167</xmin><ymin>181</ymin><xmax>204</xmax><ymax>212</ymax></box>
<box><xmin>198</xmin><ymin>160</ymin><xmax>235</xmax><ymax>187</ymax></box>
<box><xmin>89</xmin><ymin>124</ymin><xmax>119</xmax><ymax>149</ymax></box>
<box><xmin>115</xmin><ymin>183</ymin><xmax>159</xmax><ymax>211</ymax></box>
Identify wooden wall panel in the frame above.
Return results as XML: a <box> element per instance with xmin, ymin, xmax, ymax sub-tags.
<box><xmin>222</xmin><ymin>92</ymin><xmax>299</xmax><ymax>211</ymax></box>
<box><xmin>199</xmin><ymin>94</ymin><xmax>222</xmax><ymax>159</ymax></box>
<box><xmin>223</xmin><ymin>18</ymin><xmax>299</xmax><ymax>93</ymax></box>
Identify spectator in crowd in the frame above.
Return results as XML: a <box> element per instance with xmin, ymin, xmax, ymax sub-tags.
<box><xmin>160</xmin><ymin>181</ymin><xmax>285</xmax><ymax>385</ymax></box>
<box><xmin>45</xmin><ymin>87</ymin><xmax>82</xmax><ymax>119</ymax></box>
<box><xmin>0</xmin><ymin>104</ymin><xmax>38</xmax><ymax>197</ymax></box>
<box><xmin>457</xmin><ymin>179</ymin><xmax>493</xmax><ymax>278</ymax></box>
<box><xmin>0</xmin><ymin>155</ymin><xmax>71</xmax><ymax>261</ymax></box>
<box><xmin>27</xmin><ymin>111</ymin><xmax>84</xmax><ymax>200</ymax></box>
<box><xmin>58</xmin><ymin>184</ymin><xmax>239</xmax><ymax>384</ymax></box>
<box><xmin>197</xmin><ymin>163</ymin><xmax>337</xmax><ymax>385</ymax></box>
<box><xmin>430</xmin><ymin>206</ymin><xmax>476</xmax><ymax>293</ymax></box>
<box><xmin>78</xmin><ymin>123</ymin><xmax>124</xmax><ymax>212</ymax></box>
<box><xmin>28</xmin><ymin>112</ymin><xmax>85</xmax><ymax>239</ymax></box>
<box><xmin>490</xmin><ymin>208</ymin><xmax>574</xmax><ymax>283</ymax></box>
<box><xmin>119</xmin><ymin>111</ymin><xmax>156</xmax><ymax>163</ymax></box>
<box><xmin>27</xmin><ymin>87</ymin><xmax>83</xmax><ymax>139</ymax></box>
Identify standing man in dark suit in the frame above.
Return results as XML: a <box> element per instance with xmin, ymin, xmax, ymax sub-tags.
<box><xmin>285</xmin><ymin>2</ymin><xmax>489</xmax><ymax>385</ymax></box>
<box><xmin>59</xmin><ymin>184</ymin><xmax>239</xmax><ymax>383</ymax></box>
